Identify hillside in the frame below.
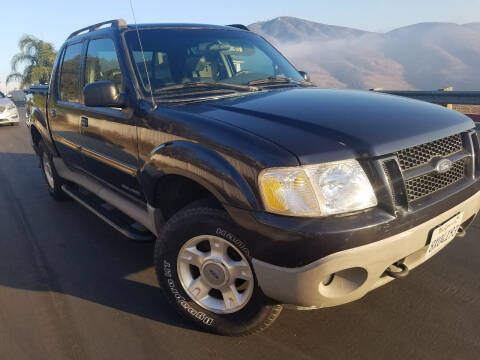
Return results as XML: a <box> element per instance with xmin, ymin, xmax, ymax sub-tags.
<box><xmin>249</xmin><ymin>17</ymin><xmax>480</xmax><ymax>90</ymax></box>
<box><xmin>248</xmin><ymin>16</ymin><xmax>369</xmax><ymax>42</ymax></box>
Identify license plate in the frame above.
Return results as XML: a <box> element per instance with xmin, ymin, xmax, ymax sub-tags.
<box><xmin>426</xmin><ymin>213</ymin><xmax>463</xmax><ymax>259</ymax></box>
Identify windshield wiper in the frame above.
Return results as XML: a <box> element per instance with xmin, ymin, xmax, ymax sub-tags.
<box><xmin>155</xmin><ymin>82</ymin><xmax>259</xmax><ymax>94</ymax></box>
<box><xmin>248</xmin><ymin>76</ymin><xmax>313</xmax><ymax>87</ymax></box>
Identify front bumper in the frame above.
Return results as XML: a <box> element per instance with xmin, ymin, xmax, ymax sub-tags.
<box><xmin>252</xmin><ymin>190</ymin><xmax>480</xmax><ymax>308</ymax></box>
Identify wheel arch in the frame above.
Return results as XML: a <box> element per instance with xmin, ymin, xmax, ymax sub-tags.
<box><xmin>30</xmin><ymin>125</ymin><xmax>42</xmax><ymax>151</ymax></box>
<box><xmin>140</xmin><ymin>141</ymin><xmax>259</xmax><ymax>218</ymax></box>
<box><xmin>29</xmin><ymin>107</ymin><xmax>58</xmax><ymax>156</ymax></box>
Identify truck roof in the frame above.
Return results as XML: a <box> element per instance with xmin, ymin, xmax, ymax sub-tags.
<box><xmin>126</xmin><ymin>23</ymin><xmax>248</xmax><ymax>30</ymax></box>
<box><xmin>67</xmin><ymin>19</ymin><xmax>249</xmax><ymax>41</ymax></box>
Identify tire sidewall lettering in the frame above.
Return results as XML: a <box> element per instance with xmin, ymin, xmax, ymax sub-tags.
<box><xmin>155</xmin><ymin>210</ymin><xmax>277</xmax><ymax>335</ymax></box>
<box><xmin>163</xmin><ymin>260</ymin><xmax>214</xmax><ymax>326</ymax></box>
<box><xmin>215</xmin><ymin>227</ymin><xmax>250</xmax><ymax>257</ymax></box>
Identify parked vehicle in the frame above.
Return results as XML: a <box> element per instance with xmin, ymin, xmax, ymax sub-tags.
<box><xmin>26</xmin><ymin>19</ymin><xmax>480</xmax><ymax>336</ymax></box>
<box><xmin>0</xmin><ymin>91</ymin><xmax>19</xmax><ymax>125</ymax></box>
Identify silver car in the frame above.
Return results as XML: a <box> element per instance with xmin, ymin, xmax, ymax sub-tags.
<box><xmin>0</xmin><ymin>91</ymin><xmax>19</xmax><ymax>125</ymax></box>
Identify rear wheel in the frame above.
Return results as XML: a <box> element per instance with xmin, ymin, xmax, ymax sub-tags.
<box><xmin>39</xmin><ymin>141</ymin><xmax>70</xmax><ymax>201</ymax></box>
<box><xmin>154</xmin><ymin>206</ymin><xmax>282</xmax><ymax>336</ymax></box>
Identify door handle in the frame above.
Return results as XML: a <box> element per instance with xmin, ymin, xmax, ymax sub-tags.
<box><xmin>81</xmin><ymin>117</ymin><xmax>89</xmax><ymax>128</ymax></box>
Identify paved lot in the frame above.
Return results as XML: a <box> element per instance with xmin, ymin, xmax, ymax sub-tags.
<box><xmin>0</xmin><ymin>109</ymin><xmax>479</xmax><ymax>360</ymax></box>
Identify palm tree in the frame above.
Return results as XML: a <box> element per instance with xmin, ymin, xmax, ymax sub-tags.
<box><xmin>6</xmin><ymin>35</ymin><xmax>57</xmax><ymax>87</ymax></box>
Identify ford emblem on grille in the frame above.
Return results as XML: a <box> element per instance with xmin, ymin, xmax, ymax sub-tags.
<box><xmin>435</xmin><ymin>158</ymin><xmax>453</xmax><ymax>173</ymax></box>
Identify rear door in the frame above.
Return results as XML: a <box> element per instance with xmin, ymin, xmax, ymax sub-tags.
<box><xmin>49</xmin><ymin>41</ymin><xmax>86</xmax><ymax>169</ymax></box>
<box><xmin>77</xmin><ymin>36</ymin><xmax>141</xmax><ymax>197</ymax></box>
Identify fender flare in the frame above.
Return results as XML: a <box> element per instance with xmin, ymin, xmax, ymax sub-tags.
<box><xmin>30</xmin><ymin>106</ymin><xmax>47</xmax><ymax>129</ymax></box>
<box><xmin>29</xmin><ymin>107</ymin><xmax>58</xmax><ymax>156</ymax></box>
<box><xmin>140</xmin><ymin>141</ymin><xmax>258</xmax><ymax>211</ymax></box>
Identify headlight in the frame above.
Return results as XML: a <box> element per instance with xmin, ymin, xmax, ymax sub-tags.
<box><xmin>6</xmin><ymin>103</ymin><xmax>16</xmax><ymax>111</ymax></box>
<box><xmin>259</xmin><ymin>159</ymin><xmax>377</xmax><ymax>217</ymax></box>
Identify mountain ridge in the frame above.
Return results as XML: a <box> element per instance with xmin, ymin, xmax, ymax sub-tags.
<box><xmin>248</xmin><ymin>17</ymin><xmax>480</xmax><ymax>90</ymax></box>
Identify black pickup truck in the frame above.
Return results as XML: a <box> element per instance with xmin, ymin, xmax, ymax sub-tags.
<box><xmin>26</xmin><ymin>19</ymin><xmax>480</xmax><ymax>336</ymax></box>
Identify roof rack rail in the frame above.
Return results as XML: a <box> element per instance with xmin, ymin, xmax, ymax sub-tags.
<box><xmin>226</xmin><ymin>24</ymin><xmax>250</xmax><ymax>31</ymax></box>
<box><xmin>68</xmin><ymin>19</ymin><xmax>127</xmax><ymax>39</ymax></box>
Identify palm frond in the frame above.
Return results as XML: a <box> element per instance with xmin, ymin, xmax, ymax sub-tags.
<box><xmin>6</xmin><ymin>72</ymin><xmax>24</xmax><ymax>85</ymax></box>
<box><xmin>18</xmin><ymin>35</ymin><xmax>39</xmax><ymax>54</ymax></box>
<box><xmin>11</xmin><ymin>53</ymin><xmax>37</xmax><ymax>72</ymax></box>
<box><xmin>8</xmin><ymin>34</ymin><xmax>57</xmax><ymax>87</ymax></box>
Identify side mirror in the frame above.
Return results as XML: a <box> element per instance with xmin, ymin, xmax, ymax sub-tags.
<box><xmin>7</xmin><ymin>94</ymin><xmax>12</xmax><ymax>99</ymax></box>
<box><xmin>298</xmin><ymin>71</ymin><xmax>310</xmax><ymax>82</ymax></box>
<box><xmin>83</xmin><ymin>81</ymin><xmax>127</xmax><ymax>108</ymax></box>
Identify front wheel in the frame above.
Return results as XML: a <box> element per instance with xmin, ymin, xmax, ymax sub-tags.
<box><xmin>154</xmin><ymin>206</ymin><xmax>282</xmax><ymax>336</ymax></box>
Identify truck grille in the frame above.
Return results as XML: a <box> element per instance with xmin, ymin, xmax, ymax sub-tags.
<box><xmin>395</xmin><ymin>134</ymin><xmax>463</xmax><ymax>171</ymax></box>
<box><xmin>384</xmin><ymin>133</ymin><xmax>469</xmax><ymax>205</ymax></box>
<box><xmin>404</xmin><ymin>158</ymin><xmax>467</xmax><ymax>202</ymax></box>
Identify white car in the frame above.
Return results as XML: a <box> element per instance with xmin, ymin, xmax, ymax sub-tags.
<box><xmin>0</xmin><ymin>91</ymin><xmax>19</xmax><ymax>125</ymax></box>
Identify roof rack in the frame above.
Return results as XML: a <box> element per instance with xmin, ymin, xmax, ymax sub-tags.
<box><xmin>226</xmin><ymin>24</ymin><xmax>250</xmax><ymax>31</ymax></box>
<box><xmin>68</xmin><ymin>19</ymin><xmax>127</xmax><ymax>39</ymax></box>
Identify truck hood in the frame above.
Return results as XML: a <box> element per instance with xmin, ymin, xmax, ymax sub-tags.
<box><xmin>187</xmin><ymin>88</ymin><xmax>474</xmax><ymax>164</ymax></box>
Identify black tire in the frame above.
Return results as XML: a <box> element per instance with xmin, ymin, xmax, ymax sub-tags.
<box><xmin>154</xmin><ymin>206</ymin><xmax>282</xmax><ymax>336</ymax></box>
<box><xmin>38</xmin><ymin>141</ymin><xmax>70</xmax><ymax>201</ymax></box>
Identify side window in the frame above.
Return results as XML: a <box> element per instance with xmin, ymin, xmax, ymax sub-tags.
<box><xmin>85</xmin><ymin>38</ymin><xmax>123</xmax><ymax>91</ymax></box>
<box><xmin>59</xmin><ymin>42</ymin><xmax>83</xmax><ymax>102</ymax></box>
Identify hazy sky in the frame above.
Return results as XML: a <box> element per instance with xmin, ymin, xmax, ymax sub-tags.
<box><xmin>1</xmin><ymin>0</ymin><xmax>479</xmax><ymax>90</ymax></box>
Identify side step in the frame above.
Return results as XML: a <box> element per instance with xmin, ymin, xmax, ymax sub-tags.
<box><xmin>62</xmin><ymin>184</ymin><xmax>155</xmax><ymax>242</ymax></box>
<box><xmin>52</xmin><ymin>156</ymin><xmax>162</xmax><ymax>240</ymax></box>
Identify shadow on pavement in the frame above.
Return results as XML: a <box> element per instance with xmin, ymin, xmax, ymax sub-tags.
<box><xmin>0</xmin><ymin>151</ymin><xmax>195</xmax><ymax>332</ymax></box>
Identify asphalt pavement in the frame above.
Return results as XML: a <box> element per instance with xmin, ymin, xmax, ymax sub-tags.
<box><xmin>0</xmin><ymin>109</ymin><xmax>479</xmax><ymax>360</ymax></box>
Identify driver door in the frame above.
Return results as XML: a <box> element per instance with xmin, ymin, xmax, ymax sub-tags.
<box><xmin>76</xmin><ymin>37</ymin><xmax>142</xmax><ymax>198</ymax></box>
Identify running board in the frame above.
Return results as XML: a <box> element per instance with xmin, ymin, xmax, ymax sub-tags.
<box><xmin>62</xmin><ymin>185</ymin><xmax>155</xmax><ymax>242</ymax></box>
<box><xmin>53</xmin><ymin>157</ymin><xmax>161</xmax><ymax>237</ymax></box>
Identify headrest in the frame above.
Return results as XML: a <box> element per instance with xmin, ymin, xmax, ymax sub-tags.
<box><xmin>185</xmin><ymin>56</ymin><xmax>207</xmax><ymax>73</ymax></box>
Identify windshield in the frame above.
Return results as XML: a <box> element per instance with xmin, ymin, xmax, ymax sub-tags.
<box><xmin>124</xmin><ymin>28</ymin><xmax>305</xmax><ymax>97</ymax></box>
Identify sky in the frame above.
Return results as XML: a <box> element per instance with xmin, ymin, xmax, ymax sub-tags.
<box><xmin>1</xmin><ymin>0</ymin><xmax>479</xmax><ymax>91</ymax></box>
